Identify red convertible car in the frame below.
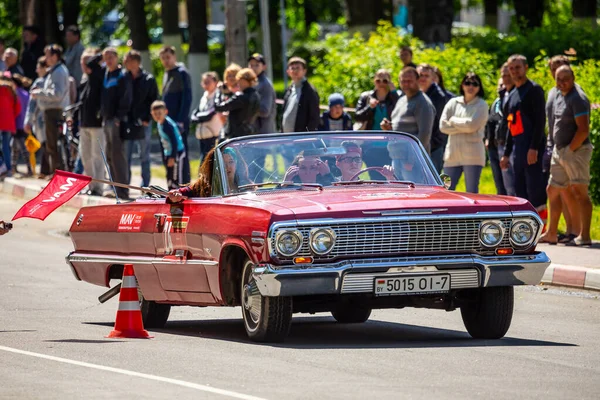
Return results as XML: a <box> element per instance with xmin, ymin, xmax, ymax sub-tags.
<box><xmin>66</xmin><ymin>132</ymin><xmax>550</xmax><ymax>342</ymax></box>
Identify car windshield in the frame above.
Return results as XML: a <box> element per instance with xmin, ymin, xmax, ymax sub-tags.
<box><xmin>218</xmin><ymin>132</ymin><xmax>439</xmax><ymax>194</ymax></box>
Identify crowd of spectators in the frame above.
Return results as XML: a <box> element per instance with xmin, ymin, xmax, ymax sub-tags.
<box><xmin>0</xmin><ymin>27</ymin><xmax>593</xmax><ymax>245</ymax></box>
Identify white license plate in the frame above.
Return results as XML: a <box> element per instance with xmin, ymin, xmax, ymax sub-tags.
<box><xmin>374</xmin><ymin>274</ymin><xmax>451</xmax><ymax>296</ymax></box>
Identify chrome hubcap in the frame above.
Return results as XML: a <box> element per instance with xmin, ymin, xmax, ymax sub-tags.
<box><xmin>243</xmin><ymin>278</ymin><xmax>262</xmax><ymax>325</ymax></box>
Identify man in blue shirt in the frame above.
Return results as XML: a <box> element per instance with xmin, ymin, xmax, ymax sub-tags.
<box><xmin>159</xmin><ymin>46</ymin><xmax>191</xmax><ymax>184</ymax></box>
<box><xmin>151</xmin><ymin>101</ymin><xmax>186</xmax><ymax>190</ymax></box>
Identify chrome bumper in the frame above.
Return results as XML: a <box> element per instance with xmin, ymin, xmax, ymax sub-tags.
<box><xmin>252</xmin><ymin>252</ymin><xmax>551</xmax><ymax>297</ymax></box>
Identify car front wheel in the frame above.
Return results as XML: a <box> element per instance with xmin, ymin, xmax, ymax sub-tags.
<box><xmin>460</xmin><ymin>286</ymin><xmax>514</xmax><ymax>339</ymax></box>
<box><xmin>241</xmin><ymin>259</ymin><xmax>292</xmax><ymax>342</ymax></box>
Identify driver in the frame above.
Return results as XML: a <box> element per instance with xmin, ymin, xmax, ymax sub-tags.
<box><xmin>335</xmin><ymin>141</ymin><xmax>363</xmax><ymax>181</ymax></box>
<box><xmin>283</xmin><ymin>151</ymin><xmax>334</xmax><ymax>185</ymax></box>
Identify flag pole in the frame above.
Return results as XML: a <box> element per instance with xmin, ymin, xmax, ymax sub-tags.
<box><xmin>89</xmin><ymin>178</ymin><xmax>167</xmax><ymax>197</ymax></box>
<box><xmin>98</xmin><ymin>139</ymin><xmax>120</xmax><ymax>203</ymax></box>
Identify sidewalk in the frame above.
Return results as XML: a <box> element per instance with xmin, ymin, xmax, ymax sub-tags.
<box><xmin>1</xmin><ymin>168</ymin><xmax>599</xmax><ymax>292</ymax></box>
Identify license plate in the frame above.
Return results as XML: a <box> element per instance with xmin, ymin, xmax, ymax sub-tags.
<box><xmin>374</xmin><ymin>274</ymin><xmax>451</xmax><ymax>296</ymax></box>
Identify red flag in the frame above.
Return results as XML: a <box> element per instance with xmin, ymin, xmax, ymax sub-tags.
<box><xmin>12</xmin><ymin>170</ymin><xmax>92</xmax><ymax>221</ymax></box>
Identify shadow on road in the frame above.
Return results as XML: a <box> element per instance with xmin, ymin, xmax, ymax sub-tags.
<box><xmin>85</xmin><ymin>317</ymin><xmax>577</xmax><ymax>349</ymax></box>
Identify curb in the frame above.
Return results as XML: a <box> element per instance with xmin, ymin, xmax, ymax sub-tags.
<box><xmin>1</xmin><ymin>177</ymin><xmax>115</xmax><ymax>210</ymax></box>
<box><xmin>541</xmin><ymin>263</ymin><xmax>600</xmax><ymax>291</ymax></box>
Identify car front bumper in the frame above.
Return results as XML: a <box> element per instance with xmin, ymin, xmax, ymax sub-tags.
<box><xmin>251</xmin><ymin>252</ymin><xmax>551</xmax><ymax>297</ymax></box>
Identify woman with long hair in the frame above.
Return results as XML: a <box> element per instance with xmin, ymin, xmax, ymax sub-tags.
<box><xmin>439</xmin><ymin>72</ymin><xmax>489</xmax><ymax>193</ymax></box>
<box><xmin>167</xmin><ymin>147</ymin><xmax>250</xmax><ymax>201</ymax></box>
<box><xmin>214</xmin><ymin>68</ymin><xmax>260</xmax><ymax>139</ymax></box>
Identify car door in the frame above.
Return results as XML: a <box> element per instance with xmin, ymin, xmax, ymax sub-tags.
<box><xmin>151</xmin><ymin>200</ymin><xmax>214</xmax><ymax>299</ymax></box>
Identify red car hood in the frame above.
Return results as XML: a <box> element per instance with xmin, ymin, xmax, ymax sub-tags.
<box><xmin>238</xmin><ymin>186</ymin><xmax>532</xmax><ymax>220</ymax></box>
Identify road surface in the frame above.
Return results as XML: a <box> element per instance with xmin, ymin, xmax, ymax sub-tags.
<box><xmin>0</xmin><ymin>194</ymin><xmax>598</xmax><ymax>399</ymax></box>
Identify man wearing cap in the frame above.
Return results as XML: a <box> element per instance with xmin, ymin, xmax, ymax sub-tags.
<box><xmin>21</xmin><ymin>26</ymin><xmax>45</xmax><ymax>81</ymax></box>
<box><xmin>320</xmin><ymin>93</ymin><xmax>352</xmax><ymax>131</ymax></box>
<box><xmin>282</xmin><ymin>56</ymin><xmax>320</xmax><ymax>133</ymax></box>
<box><xmin>248</xmin><ymin>53</ymin><xmax>276</xmax><ymax>134</ymax></box>
<box><xmin>335</xmin><ymin>141</ymin><xmax>363</xmax><ymax>181</ymax></box>
<box><xmin>247</xmin><ymin>53</ymin><xmax>276</xmax><ymax>181</ymax></box>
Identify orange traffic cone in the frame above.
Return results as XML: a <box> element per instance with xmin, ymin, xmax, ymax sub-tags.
<box><xmin>106</xmin><ymin>264</ymin><xmax>152</xmax><ymax>339</ymax></box>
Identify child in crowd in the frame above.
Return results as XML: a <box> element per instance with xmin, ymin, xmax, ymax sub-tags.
<box><xmin>10</xmin><ymin>74</ymin><xmax>33</xmax><ymax>177</ymax></box>
<box><xmin>150</xmin><ymin>100</ymin><xmax>186</xmax><ymax>190</ymax></box>
<box><xmin>319</xmin><ymin>93</ymin><xmax>353</xmax><ymax>131</ymax></box>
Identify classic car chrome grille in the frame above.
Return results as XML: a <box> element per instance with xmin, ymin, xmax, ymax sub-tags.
<box><xmin>341</xmin><ymin>269</ymin><xmax>480</xmax><ymax>294</ymax></box>
<box><xmin>272</xmin><ymin>218</ymin><xmax>513</xmax><ymax>261</ymax></box>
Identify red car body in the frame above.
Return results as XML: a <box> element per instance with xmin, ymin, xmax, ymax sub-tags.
<box><xmin>66</xmin><ymin>132</ymin><xmax>551</xmax><ymax>342</ymax></box>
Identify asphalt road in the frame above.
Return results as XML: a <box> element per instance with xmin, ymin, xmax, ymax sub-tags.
<box><xmin>1</xmin><ymin>194</ymin><xmax>599</xmax><ymax>400</ymax></box>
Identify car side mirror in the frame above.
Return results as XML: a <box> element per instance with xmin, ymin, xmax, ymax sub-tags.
<box><xmin>440</xmin><ymin>173</ymin><xmax>451</xmax><ymax>189</ymax></box>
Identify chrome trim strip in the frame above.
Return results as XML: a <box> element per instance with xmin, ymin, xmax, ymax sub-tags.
<box><xmin>67</xmin><ymin>253</ymin><xmax>219</xmax><ymax>266</ymax></box>
<box><xmin>363</xmin><ymin>208</ymin><xmax>448</xmax><ymax>216</ymax></box>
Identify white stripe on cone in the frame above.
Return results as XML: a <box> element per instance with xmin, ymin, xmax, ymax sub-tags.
<box><xmin>122</xmin><ymin>276</ymin><xmax>137</xmax><ymax>288</ymax></box>
<box><xmin>118</xmin><ymin>301</ymin><xmax>141</xmax><ymax>311</ymax></box>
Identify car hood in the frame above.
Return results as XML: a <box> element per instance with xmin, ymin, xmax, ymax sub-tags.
<box><xmin>237</xmin><ymin>185</ymin><xmax>530</xmax><ymax>220</ymax></box>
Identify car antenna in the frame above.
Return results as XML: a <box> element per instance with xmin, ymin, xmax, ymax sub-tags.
<box><xmin>98</xmin><ymin>139</ymin><xmax>121</xmax><ymax>204</ymax></box>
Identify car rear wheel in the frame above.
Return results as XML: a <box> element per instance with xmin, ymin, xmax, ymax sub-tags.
<box><xmin>138</xmin><ymin>289</ymin><xmax>171</xmax><ymax>329</ymax></box>
<box><xmin>460</xmin><ymin>286</ymin><xmax>514</xmax><ymax>339</ymax></box>
<box><xmin>241</xmin><ymin>259</ymin><xmax>292</xmax><ymax>342</ymax></box>
<box><xmin>331</xmin><ymin>304</ymin><xmax>372</xmax><ymax>323</ymax></box>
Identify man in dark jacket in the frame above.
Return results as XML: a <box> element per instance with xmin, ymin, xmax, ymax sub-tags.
<box><xmin>500</xmin><ymin>54</ymin><xmax>548</xmax><ymax>222</ymax></box>
<box><xmin>248</xmin><ymin>53</ymin><xmax>276</xmax><ymax>134</ymax></box>
<box><xmin>123</xmin><ymin>50</ymin><xmax>158</xmax><ymax>188</ymax></box>
<box><xmin>417</xmin><ymin>63</ymin><xmax>448</xmax><ymax>173</ymax></box>
<box><xmin>20</xmin><ymin>26</ymin><xmax>45</xmax><ymax>81</ymax></box>
<box><xmin>99</xmin><ymin>47</ymin><xmax>132</xmax><ymax>199</ymax></box>
<box><xmin>79</xmin><ymin>48</ymin><xmax>105</xmax><ymax>196</ymax></box>
<box><xmin>282</xmin><ymin>57</ymin><xmax>320</xmax><ymax>133</ymax></box>
<box><xmin>159</xmin><ymin>46</ymin><xmax>191</xmax><ymax>184</ymax></box>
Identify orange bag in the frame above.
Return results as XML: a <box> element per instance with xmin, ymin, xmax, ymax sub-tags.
<box><xmin>507</xmin><ymin>110</ymin><xmax>524</xmax><ymax>137</ymax></box>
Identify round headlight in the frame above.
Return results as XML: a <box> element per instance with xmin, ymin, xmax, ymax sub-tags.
<box><xmin>479</xmin><ymin>220</ymin><xmax>504</xmax><ymax>247</ymax></box>
<box><xmin>510</xmin><ymin>219</ymin><xmax>536</xmax><ymax>247</ymax></box>
<box><xmin>275</xmin><ymin>230</ymin><xmax>303</xmax><ymax>256</ymax></box>
<box><xmin>309</xmin><ymin>228</ymin><xmax>336</xmax><ymax>255</ymax></box>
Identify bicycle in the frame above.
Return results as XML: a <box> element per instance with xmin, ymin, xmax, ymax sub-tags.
<box><xmin>59</xmin><ymin>102</ymin><xmax>82</xmax><ymax>172</ymax></box>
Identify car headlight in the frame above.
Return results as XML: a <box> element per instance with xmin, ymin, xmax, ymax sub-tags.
<box><xmin>309</xmin><ymin>228</ymin><xmax>336</xmax><ymax>255</ymax></box>
<box><xmin>479</xmin><ymin>220</ymin><xmax>504</xmax><ymax>247</ymax></box>
<box><xmin>275</xmin><ymin>230</ymin><xmax>303</xmax><ymax>256</ymax></box>
<box><xmin>510</xmin><ymin>219</ymin><xmax>536</xmax><ymax>247</ymax></box>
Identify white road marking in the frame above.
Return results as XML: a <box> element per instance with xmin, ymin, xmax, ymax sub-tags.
<box><xmin>0</xmin><ymin>345</ymin><xmax>266</xmax><ymax>400</ymax></box>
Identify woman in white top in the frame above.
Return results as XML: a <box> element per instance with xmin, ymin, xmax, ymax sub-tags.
<box><xmin>191</xmin><ymin>71</ymin><xmax>224</xmax><ymax>163</ymax></box>
<box><xmin>439</xmin><ymin>72</ymin><xmax>489</xmax><ymax>193</ymax></box>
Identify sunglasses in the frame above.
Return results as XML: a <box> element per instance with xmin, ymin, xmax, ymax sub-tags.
<box><xmin>463</xmin><ymin>81</ymin><xmax>480</xmax><ymax>87</ymax></box>
<box><xmin>340</xmin><ymin>157</ymin><xmax>362</xmax><ymax>164</ymax></box>
<box><xmin>375</xmin><ymin>79</ymin><xmax>389</xmax><ymax>84</ymax></box>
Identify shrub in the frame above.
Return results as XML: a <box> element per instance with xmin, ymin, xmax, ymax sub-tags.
<box><xmin>310</xmin><ymin>22</ymin><xmax>498</xmax><ymax>107</ymax></box>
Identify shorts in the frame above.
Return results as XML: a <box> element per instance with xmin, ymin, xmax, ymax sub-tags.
<box><xmin>549</xmin><ymin>143</ymin><xmax>593</xmax><ymax>188</ymax></box>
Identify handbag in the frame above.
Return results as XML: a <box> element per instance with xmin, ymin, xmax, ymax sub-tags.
<box><xmin>195</xmin><ymin>122</ymin><xmax>219</xmax><ymax>140</ymax></box>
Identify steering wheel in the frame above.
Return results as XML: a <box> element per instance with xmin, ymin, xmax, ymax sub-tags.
<box><xmin>349</xmin><ymin>167</ymin><xmax>396</xmax><ymax>181</ymax></box>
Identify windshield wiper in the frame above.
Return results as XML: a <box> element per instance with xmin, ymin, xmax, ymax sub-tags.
<box><xmin>238</xmin><ymin>181</ymin><xmax>323</xmax><ymax>190</ymax></box>
<box><xmin>333</xmin><ymin>180</ymin><xmax>416</xmax><ymax>188</ymax></box>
